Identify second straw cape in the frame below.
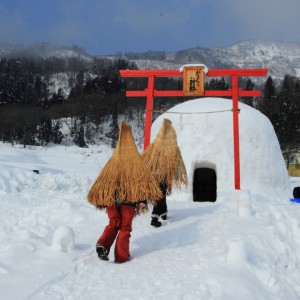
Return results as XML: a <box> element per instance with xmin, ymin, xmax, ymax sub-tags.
<box><xmin>141</xmin><ymin>118</ymin><xmax>188</xmax><ymax>194</ymax></box>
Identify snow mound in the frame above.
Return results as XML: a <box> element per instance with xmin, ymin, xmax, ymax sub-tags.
<box><xmin>52</xmin><ymin>226</ymin><xmax>75</xmax><ymax>253</ymax></box>
<box><xmin>151</xmin><ymin>98</ymin><xmax>291</xmax><ymax>201</ymax></box>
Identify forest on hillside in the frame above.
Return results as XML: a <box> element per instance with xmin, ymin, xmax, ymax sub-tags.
<box><xmin>0</xmin><ymin>56</ymin><xmax>299</xmax><ymax>160</ymax></box>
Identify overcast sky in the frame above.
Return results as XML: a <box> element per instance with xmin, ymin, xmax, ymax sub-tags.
<box><xmin>0</xmin><ymin>0</ymin><xmax>299</xmax><ymax>55</ymax></box>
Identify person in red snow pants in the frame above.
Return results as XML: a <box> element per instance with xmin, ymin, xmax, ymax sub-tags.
<box><xmin>96</xmin><ymin>204</ymin><xmax>136</xmax><ymax>263</ymax></box>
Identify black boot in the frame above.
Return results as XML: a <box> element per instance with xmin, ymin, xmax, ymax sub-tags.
<box><xmin>96</xmin><ymin>245</ymin><xmax>109</xmax><ymax>261</ymax></box>
<box><xmin>151</xmin><ymin>217</ymin><xmax>161</xmax><ymax>227</ymax></box>
<box><xmin>161</xmin><ymin>215</ymin><xmax>167</xmax><ymax>220</ymax></box>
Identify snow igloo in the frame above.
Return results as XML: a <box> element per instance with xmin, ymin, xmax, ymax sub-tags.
<box><xmin>150</xmin><ymin>97</ymin><xmax>291</xmax><ymax>202</ymax></box>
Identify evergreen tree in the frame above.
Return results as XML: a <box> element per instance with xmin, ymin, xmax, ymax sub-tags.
<box><xmin>106</xmin><ymin>101</ymin><xmax>119</xmax><ymax>148</ymax></box>
<box><xmin>51</xmin><ymin>88</ymin><xmax>65</xmax><ymax>104</ymax></box>
<box><xmin>37</xmin><ymin>118</ymin><xmax>52</xmax><ymax>145</ymax></box>
<box><xmin>50</xmin><ymin>120</ymin><xmax>64</xmax><ymax>144</ymax></box>
<box><xmin>75</xmin><ymin>125</ymin><xmax>87</xmax><ymax>148</ymax></box>
<box><xmin>242</xmin><ymin>79</ymin><xmax>254</xmax><ymax>106</ymax></box>
<box><xmin>275</xmin><ymin>75</ymin><xmax>298</xmax><ymax>150</ymax></box>
<box><xmin>258</xmin><ymin>76</ymin><xmax>277</xmax><ymax>119</ymax></box>
<box><xmin>216</xmin><ymin>77</ymin><xmax>229</xmax><ymax>90</ymax></box>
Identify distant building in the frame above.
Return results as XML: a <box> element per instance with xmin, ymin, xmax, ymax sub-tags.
<box><xmin>285</xmin><ymin>151</ymin><xmax>300</xmax><ymax>177</ymax></box>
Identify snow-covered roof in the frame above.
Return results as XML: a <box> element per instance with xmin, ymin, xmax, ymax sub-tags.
<box><xmin>179</xmin><ymin>63</ymin><xmax>209</xmax><ymax>74</ymax></box>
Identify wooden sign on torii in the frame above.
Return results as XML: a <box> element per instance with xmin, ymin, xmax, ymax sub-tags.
<box><xmin>119</xmin><ymin>66</ymin><xmax>268</xmax><ymax>190</ymax></box>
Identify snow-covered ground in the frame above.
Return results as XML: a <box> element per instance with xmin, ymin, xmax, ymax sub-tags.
<box><xmin>0</xmin><ymin>142</ymin><xmax>300</xmax><ymax>300</ymax></box>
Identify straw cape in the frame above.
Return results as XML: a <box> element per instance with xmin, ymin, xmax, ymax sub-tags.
<box><xmin>87</xmin><ymin>121</ymin><xmax>163</xmax><ymax>210</ymax></box>
<box><xmin>141</xmin><ymin>118</ymin><xmax>188</xmax><ymax>195</ymax></box>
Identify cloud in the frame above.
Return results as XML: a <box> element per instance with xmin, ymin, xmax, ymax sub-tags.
<box><xmin>0</xmin><ymin>0</ymin><xmax>299</xmax><ymax>54</ymax></box>
<box><xmin>105</xmin><ymin>0</ymin><xmax>216</xmax><ymax>51</ymax></box>
<box><xmin>216</xmin><ymin>0</ymin><xmax>300</xmax><ymax>43</ymax></box>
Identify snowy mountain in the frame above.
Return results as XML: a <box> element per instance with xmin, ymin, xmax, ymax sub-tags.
<box><xmin>128</xmin><ymin>40</ymin><xmax>300</xmax><ymax>81</ymax></box>
<box><xmin>1</xmin><ymin>40</ymin><xmax>300</xmax><ymax>81</ymax></box>
<box><xmin>0</xmin><ymin>42</ymin><xmax>93</xmax><ymax>62</ymax></box>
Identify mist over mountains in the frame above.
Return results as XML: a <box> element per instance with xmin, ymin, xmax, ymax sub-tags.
<box><xmin>1</xmin><ymin>40</ymin><xmax>300</xmax><ymax>81</ymax></box>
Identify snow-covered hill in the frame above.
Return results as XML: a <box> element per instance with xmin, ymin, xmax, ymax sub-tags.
<box><xmin>1</xmin><ymin>40</ymin><xmax>299</xmax><ymax>82</ymax></box>
<box><xmin>129</xmin><ymin>40</ymin><xmax>300</xmax><ymax>81</ymax></box>
<box><xmin>0</xmin><ymin>40</ymin><xmax>300</xmax><ymax>90</ymax></box>
<box><xmin>213</xmin><ymin>40</ymin><xmax>300</xmax><ymax>80</ymax></box>
<box><xmin>0</xmin><ymin>42</ymin><xmax>93</xmax><ymax>62</ymax></box>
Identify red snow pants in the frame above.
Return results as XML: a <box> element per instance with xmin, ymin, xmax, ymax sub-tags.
<box><xmin>97</xmin><ymin>204</ymin><xmax>136</xmax><ymax>263</ymax></box>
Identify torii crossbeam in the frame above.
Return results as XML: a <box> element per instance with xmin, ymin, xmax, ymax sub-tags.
<box><xmin>120</xmin><ymin>68</ymin><xmax>268</xmax><ymax>190</ymax></box>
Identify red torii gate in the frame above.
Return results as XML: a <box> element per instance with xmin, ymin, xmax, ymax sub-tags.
<box><xmin>119</xmin><ymin>68</ymin><xmax>268</xmax><ymax>190</ymax></box>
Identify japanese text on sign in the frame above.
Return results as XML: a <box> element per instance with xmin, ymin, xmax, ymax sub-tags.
<box><xmin>183</xmin><ymin>67</ymin><xmax>204</xmax><ymax>96</ymax></box>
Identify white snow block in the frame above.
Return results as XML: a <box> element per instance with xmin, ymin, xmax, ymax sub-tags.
<box><xmin>228</xmin><ymin>190</ymin><xmax>239</xmax><ymax>214</ymax></box>
<box><xmin>225</xmin><ymin>237</ymin><xmax>247</xmax><ymax>265</ymax></box>
<box><xmin>52</xmin><ymin>226</ymin><xmax>75</xmax><ymax>253</ymax></box>
<box><xmin>228</xmin><ymin>189</ymin><xmax>252</xmax><ymax>217</ymax></box>
<box><xmin>237</xmin><ymin>190</ymin><xmax>252</xmax><ymax>217</ymax></box>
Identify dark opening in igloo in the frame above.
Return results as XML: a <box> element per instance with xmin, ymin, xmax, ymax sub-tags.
<box><xmin>193</xmin><ymin>168</ymin><xmax>217</xmax><ymax>202</ymax></box>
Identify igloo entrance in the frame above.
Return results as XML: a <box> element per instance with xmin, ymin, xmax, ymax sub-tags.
<box><xmin>193</xmin><ymin>168</ymin><xmax>217</xmax><ymax>202</ymax></box>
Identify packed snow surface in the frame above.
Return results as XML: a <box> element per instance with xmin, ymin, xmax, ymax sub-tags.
<box><xmin>0</xmin><ymin>98</ymin><xmax>300</xmax><ymax>299</ymax></box>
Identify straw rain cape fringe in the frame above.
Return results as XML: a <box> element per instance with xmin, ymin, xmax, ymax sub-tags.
<box><xmin>141</xmin><ymin>118</ymin><xmax>188</xmax><ymax>195</ymax></box>
<box><xmin>87</xmin><ymin>121</ymin><xmax>163</xmax><ymax>210</ymax></box>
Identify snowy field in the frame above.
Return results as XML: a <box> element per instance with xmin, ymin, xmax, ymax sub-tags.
<box><xmin>0</xmin><ymin>142</ymin><xmax>300</xmax><ymax>300</ymax></box>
